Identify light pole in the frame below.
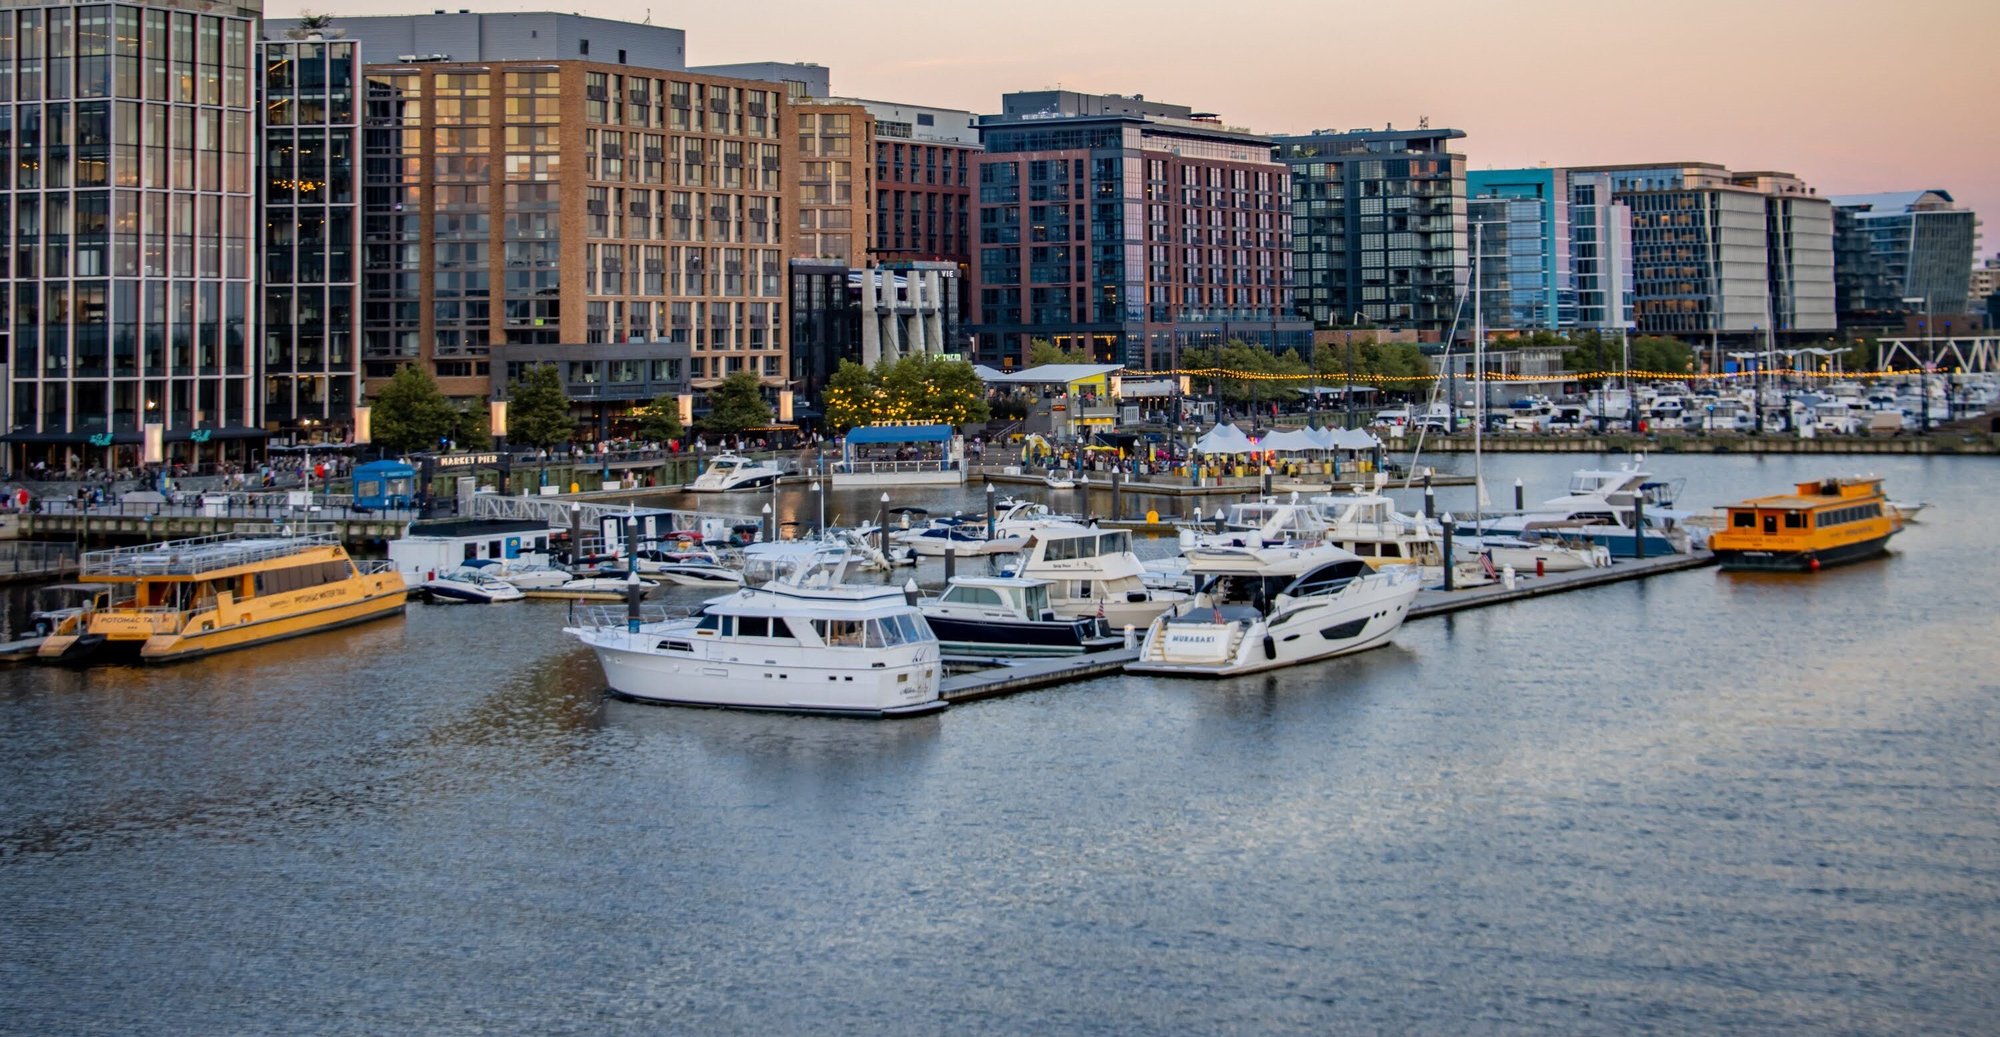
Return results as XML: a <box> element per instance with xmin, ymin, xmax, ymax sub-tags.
<box><xmin>1902</xmin><ymin>295</ymin><xmax>1931</xmax><ymax>433</ymax></box>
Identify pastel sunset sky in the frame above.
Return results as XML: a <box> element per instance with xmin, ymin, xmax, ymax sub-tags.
<box><xmin>278</xmin><ymin>0</ymin><xmax>1996</xmax><ymax>254</ymax></box>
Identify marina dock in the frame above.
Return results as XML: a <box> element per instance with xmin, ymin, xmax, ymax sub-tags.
<box><xmin>941</xmin><ymin>550</ymin><xmax>1717</xmax><ymax>702</ymax></box>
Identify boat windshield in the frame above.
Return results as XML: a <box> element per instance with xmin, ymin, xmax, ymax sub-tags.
<box><xmin>810</xmin><ymin>613</ymin><xmax>932</xmax><ymax>647</ymax></box>
<box><xmin>1021</xmin><ymin>583</ymin><xmax>1051</xmax><ymax>614</ymax></box>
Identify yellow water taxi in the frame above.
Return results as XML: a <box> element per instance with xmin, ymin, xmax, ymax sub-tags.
<box><xmin>1711</xmin><ymin>475</ymin><xmax>1902</xmax><ymax>573</ymax></box>
<box><xmin>39</xmin><ymin>529</ymin><xmax>406</xmax><ymax>665</ymax></box>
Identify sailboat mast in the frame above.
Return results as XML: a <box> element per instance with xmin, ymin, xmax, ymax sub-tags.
<box><xmin>1473</xmin><ymin>221</ymin><xmax>1484</xmax><ymax>528</ymax></box>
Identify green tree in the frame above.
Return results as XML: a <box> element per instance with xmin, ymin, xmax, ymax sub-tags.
<box><xmin>699</xmin><ymin>371</ymin><xmax>773</xmax><ymax>436</ymax></box>
<box><xmin>503</xmin><ymin>363</ymin><xmax>576</xmax><ymax>449</ymax></box>
<box><xmin>1630</xmin><ymin>336</ymin><xmax>1695</xmax><ymax>377</ymax></box>
<box><xmin>1027</xmin><ymin>337</ymin><xmax>1086</xmax><ymax>367</ymax></box>
<box><xmin>450</xmin><ymin>403</ymin><xmax>492</xmax><ymax>451</ymax></box>
<box><xmin>370</xmin><ymin>365</ymin><xmax>457</xmax><ymax>454</ymax></box>
<box><xmin>632</xmin><ymin>392</ymin><xmax>686</xmax><ymax>445</ymax></box>
<box><xmin>821</xmin><ymin>356</ymin><xmax>991</xmax><ymax>432</ymax></box>
<box><xmin>821</xmin><ymin>360</ymin><xmax>881</xmax><ymax>433</ymax></box>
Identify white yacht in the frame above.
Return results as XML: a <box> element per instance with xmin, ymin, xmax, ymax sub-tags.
<box><xmin>635</xmin><ymin>546</ymin><xmax>747</xmax><ymax>587</ymax></box>
<box><xmin>685</xmin><ymin>453</ymin><xmax>786</xmax><ymax>492</ymax></box>
<box><xmin>1476</xmin><ymin>527</ymin><xmax>1612</xmax><ymax>573</ymax></box>
<box><xmin>419</xmin><ymin>567</ymin><xmax>527</xmax><ymax>604</ymax></box>
<box><xmin>1307</xmin><ymin>484</ymin><xmax>1444</xmax><ymax>570</ymax></box>
<box><xmin>894</xmin><ymin>498</ymin><xmax>1077</xmax><ymax>557</ymax></box>
<box><xmin>1002</xmin><ymin>525</ymin><xmax>1190</xmax><ymax>629</ymax></box>
<box><xmin>1044</xmin><ymin>469</ymin><xmax>1077</xmax><ymax>490</ymax></box>
<box><xmin>565</xmin><ymin>550</ymin><xmax>944</xmax><ymax>717</ymax></box>
<box><xmin>1453</xmin><ymin>460</ymin><xmax>1700</xmax><ymax>558</ymax></box>
<box><xmin>1128</xmin><ymin>546</ymin><xmax>1420</xmax><ymax>678</ymax></box>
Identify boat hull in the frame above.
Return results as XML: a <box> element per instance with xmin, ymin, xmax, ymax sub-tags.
<box><xmin>924</xmin><ymin>613</ymin><xmax>1105</xmax><ymax>657</ymax></box>
<box><xmin>576</xmin><ymin>630</ymin><xmax>943</xmax><ymax>718</ymax></box>
<box><xmin>42</xmin><ymin>588</ymin><xmax>406</xmax><ymax>665</ymax></box>
<box><xmin>1715</xmin><ymin>533</ymin><xmax>1894</xmax><ymax>572</ymax></box>
<box><xmin>1127</xmin><ymin>580</ymin><xmax>1418</xmax><ymax>678</ymax></box>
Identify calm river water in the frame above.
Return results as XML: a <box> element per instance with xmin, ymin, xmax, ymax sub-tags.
<box><xmin>3</xmin><ymin>452</ymin><xmax>1996</xmax><ymax>1035</ymax></box>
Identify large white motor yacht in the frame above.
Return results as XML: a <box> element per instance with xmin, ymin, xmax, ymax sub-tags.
<box><xmin>565</xmin><ymin>549</ymin><xmax>944</xmax><ymax>717</ymax></box>
<box><xmin>1129</xmin><ymin>545</ymin><xmax>1420</xmax><ymax>678</ymax></box>
<box><xmin>685</xmin><ymin>453</ymin><xmax>786</xmax><ymax>492</ymax></box>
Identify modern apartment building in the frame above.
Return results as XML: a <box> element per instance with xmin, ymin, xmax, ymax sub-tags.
<box><xmin>4</xmin><ymin>0</ymin><xmax>263</xmax><ymax>473</ymax></box>
<box><xmin>1466</xmin><ymin>168</ymin><xmax>1573</xmax><ymax>331</ymax></box>
<box><xmin>1573</xmin><ymin>163</ymin><xmax>1835</xmax><ymax>344</ymax></box>
<box><xmin>855</xmin><ymin>98</ymin><xmax>976</xmax><ymax>268</ymax></box>
<box><xmin>260</xmin><ymin>32</ymin><xmax>361</xmax><ymax>442</ymax></box>
<box><xmin>1272</xmin><ymin>125</ymin><xmax>1468</xmax><ymax>332</ymax></box>
<box><xmin>333</xmin><ymin>12</ymin><xmax>788</xmax><ymax>432</ymax></box>
<box><xmin>1568</xmin><ymin>172</ymin><xmax>1635</xmax><ymax>331</ymax></box>
<box><xmin>790</xmin><ymin>99</ymin><xmax>872</xmax><ymax>266</ymax></box>
<box><xmin>971</xmin><ymin>91</ymin><xmax>1308</xmax><ymax>371</ymax></box>
<box><xmin>1830</xmin><ymin>189</ymin><xmax>1978</xmax><ymax>326</ymax></box>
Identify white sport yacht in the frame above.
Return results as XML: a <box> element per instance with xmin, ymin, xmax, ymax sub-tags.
<box><xmin>685</xmin><ymin>453</ymin><xmax>786</xmax><ymax>492</ymax></box>
<box><xmin>419</xmin><ymin>567</ymin><xmax>527</xmax><ymax>604</ymax></box>
<box><xmin>635</xmin><ymin>546</ymin><xmax>747</xmax><ymax>587</ymax></box>
<box><xmin>565</xmin><ymin>548</ymin><xmax>944</xmax><ymax>717</ymax></box>
<box><xmin>1128</xmin><ymin>544</ymin><xmax>1420</xmax><ymax>678</ymax></box>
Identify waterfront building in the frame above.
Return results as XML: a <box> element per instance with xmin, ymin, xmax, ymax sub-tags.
<box><xmin>1568</xmin><ymin>172</ymin><xmax>1636</xmax><ymax>332</ymax></box>
<box><xmin>260</xmin><ymin>30</ymin><xmax>362</xmax><ymax>444</ymax></box>
<box><xmin>789</xmin><ymin>260</ymin><xmax>960</xmax><ymax>406</ymax></box>
<box><xmin>971</xmin><ymin>91</ymin><xmax>1308</xmax><ymax>371</ymax></box>
<box><xmin>1830</xmin><ymin>190</ymin><xmax>1978</xmax><ymax>328</ymax></box>
<box><xmin>790</xmin><ymin>99</ymin><xmax>872</xmax><ymax>267</ymax></box>
<box><xmin>329</xmin><ymin>12</ymin><xmax>789</xmax><ymax>428</ymax></box>
<box><xmin>1570</xmin><ymin>163</ymin><xmax>1835</xmax><ymax>347</ymax></box>
<box><xmin>1466</xmin><ymin>168</ymin><xmax>1574</xmax><ymax>331</ymax></box>
<box><xmin>856</xmin><ymin>99</ymin><xmax>976</xmax><ymax>268</ymax></box>
<box><xmin>1272</xmin><ymin>125</ymin><xmax>1468</xmax><ymax>332</ymax></box>
<box><xmin>3</xmin><ymin>0</ymin><xmax>264</xmax><ymax>474</ymax></box>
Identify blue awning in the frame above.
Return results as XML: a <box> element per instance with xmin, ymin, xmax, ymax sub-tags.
<box><xmin>843</xmin><ymin>424</ymin><xmax>953</xmax><ymax>445</ymax></box>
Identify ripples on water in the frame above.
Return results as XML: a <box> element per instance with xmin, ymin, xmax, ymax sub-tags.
<box><xmin>3</xmin><ymin>453</ymin><xmax>1997</xmax><ymax>1034</ymax></box>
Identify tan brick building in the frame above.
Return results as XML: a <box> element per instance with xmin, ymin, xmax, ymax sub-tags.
<box><xmin>339</xmin><ymin>14</ymin><xmax>790</xmax><ymax>423</ymax></box>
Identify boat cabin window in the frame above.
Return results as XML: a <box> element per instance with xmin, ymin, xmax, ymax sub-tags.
<box><xmin>734</xmin><ymin>616</ymin><xmax>772</xmax><ymax>638</ymax></box>
<box><xmin>942</xmin><ymin>585</ymin><xmax>1004</xmax><ymax>607</ymax></box>
<box><xmin>1731</xmin><ymin>510</ymin><xmax>1756</xmax><ymax>528</ymax></box>
<box><xmin>1783</xmin><ymin>512</ymin><xmax>1806</xmax><ymax>529</ymax></box>
<box><xmin>811</xmin><ymin>618</ymin><xmax>866</xmax><ymax>647</ymax></box>
<box><xmin>654</xmin><ymin>639</ymin><xmax>693</xmax><ymax>652</ymax></box>
<box><xmin>1021</xmin><ymin>584</ymin><xmax>1051</xmax><ymax>614</ymax></box>
<box><xmin>861</xmin><ymin>613</ymin><xmax>932</xmax><ymax>647</ymax></box>
<box><xmin>254</xmin><ymin>560</ymin><xmax>353</xmax><ymax>596</ymax></box>
<box><xmin>694</xmin><ymin>611</ymin><xmax>722</xmax><ymax>633</ymax></box>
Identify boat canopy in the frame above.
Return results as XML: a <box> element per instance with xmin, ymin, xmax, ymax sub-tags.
<box><xmin>844</xmin><ymin>424</ymin><xmax>954</xmax><ymax>445</ymax></box>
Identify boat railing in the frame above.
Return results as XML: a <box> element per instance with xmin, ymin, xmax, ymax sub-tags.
<box><xmin>567</xmin><ymin>602</ymin><xmax>704</xmax><ymax>630</ymax></box>
<box><xmin>353</xmin><ymin>558</ymin><xmax>400</xmax><ymax>576</ymax></box>
<box><xmin>80</xmin><ymin>530</ymin><xmax>344</xmax><ymax>577</ymax></box>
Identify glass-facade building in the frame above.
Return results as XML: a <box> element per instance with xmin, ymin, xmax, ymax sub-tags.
<box><xmin>3</xmin><ymin>0</ymin><xmax>261</xmax><ymax>472</ymax></box>
<box><xmin>1273</xmin><ymin>126</ymin><xmax>1467</xmax><ymax>331</ymax></box>
<box><xmin>971</xmin><ymin>93</ymin><xmax>1307</xmax><ymax>371</ymax></box>
<box><xmin>1831</xmin><ymin>189</ymin><xmax>1978</xmax><ymax>326</ymax></box>
<box><xmin>1466</xmin><ymin>168</ymin><xmax>1573</xmax><ymax>331</ymax></box>
<box><xmin>1568</xmin><ymin>172</ymin><xmax>1635</xmax><ymax>331</ymax></box>
<box><xmin>261</xmin><ymin>35</ymin><xmax>359</xmax><ymax>440</ymax></box>
<box><xmin>1575</xmin><ymin>163</ymin><xmax>1835</xmax><ymax>341</ymax></box>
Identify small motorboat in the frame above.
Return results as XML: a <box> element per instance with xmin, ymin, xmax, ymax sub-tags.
<box><xmin>1888</xmin><ymin>500</ymin><xmax>1929</xmax><ymax>522</ymax></box>
<box><xmin>1044</xmin><ymin>469</ymin><xmax>1077</xmax><ymax>490</ymax></box>
<box><xmin>419</xmin><ymin>567</ymin><xmax>527</xmax><ymax>604</ymax></box>
<box><xmin>685</xmin><ymin>453</ymin><xmax>786</xmax><ymax>492</ymax></box>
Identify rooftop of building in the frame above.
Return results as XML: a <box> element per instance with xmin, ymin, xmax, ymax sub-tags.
<box><xmin>1830</xmin><ymin>190</ymin><xmax>1961</xmax><ymax>213</ymax></box>
<box><xmin>1272</xmin><ymin>124</ymin><xmax>1468</xmax><ymax>143</ymax></box>
<box><xmin>306</xmin><ymin>11</ymin><xmax>688</xmax><ymax>69</ymax></box>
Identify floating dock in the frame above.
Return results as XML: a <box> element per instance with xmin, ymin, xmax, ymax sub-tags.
<box><xmin>941</xmin><ymin>549</ymin><xmax>1717</xmax><ymax>703</ymax></box>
